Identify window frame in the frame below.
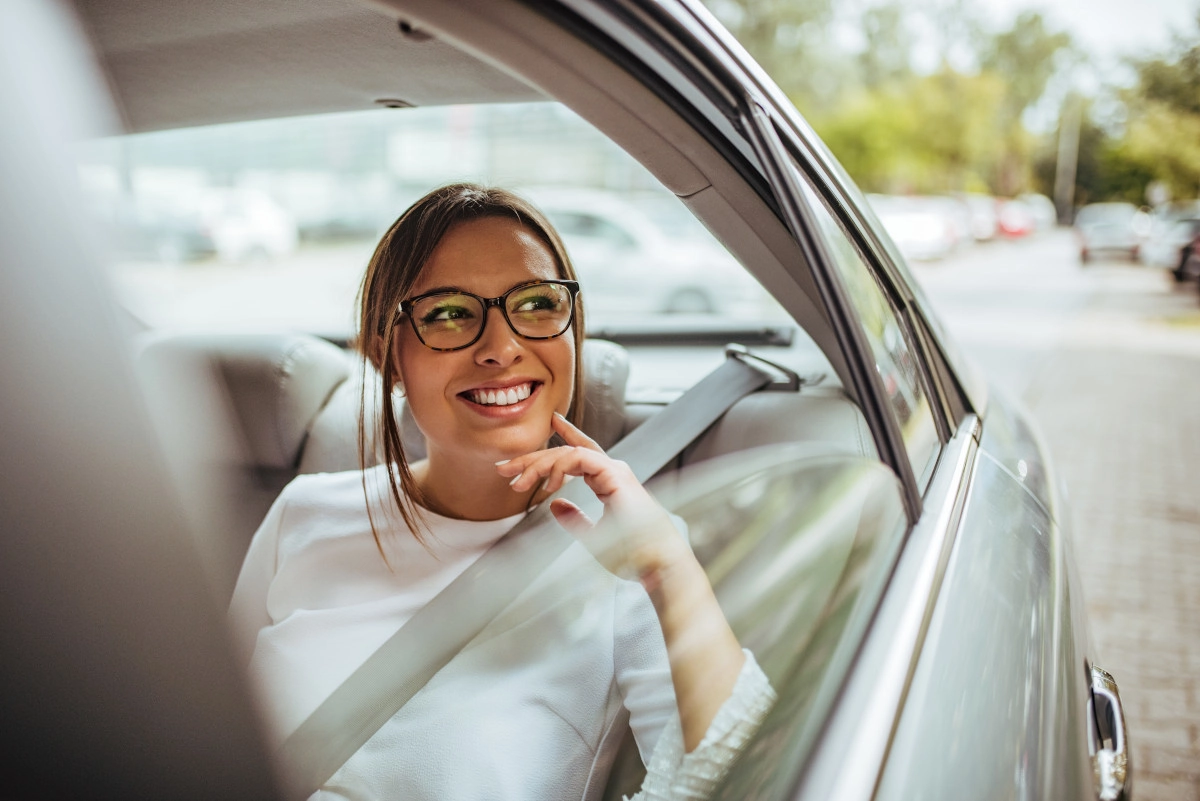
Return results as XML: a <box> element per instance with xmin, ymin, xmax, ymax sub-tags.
<box><xmin>737</xmin><ymin>102</ymin><xmax>925</xmax><ymax>522</ymax></box>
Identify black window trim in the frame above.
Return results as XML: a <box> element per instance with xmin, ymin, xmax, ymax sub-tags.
<box><xmin>739</xmin><ymin>100</ymin><xmax>921</xmax><ymax>523</ymax></box>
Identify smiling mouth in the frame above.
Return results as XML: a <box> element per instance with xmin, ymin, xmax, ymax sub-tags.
<box><xmin>462</xmin><ymin>381</ymin><xmax>538</xmax><ymax>407</ymax></box>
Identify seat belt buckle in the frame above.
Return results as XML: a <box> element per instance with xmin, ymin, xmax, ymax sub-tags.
<box><xmin>724</xmin><ymin>343</ymin><xmax>820</xmax><ymax>392</ymax></box>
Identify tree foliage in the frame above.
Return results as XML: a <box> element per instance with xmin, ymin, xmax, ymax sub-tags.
<box><xmin>702</xmin><ymin>0</ymin><xmax>1197</xmax><ymax>204</ymax></box>
<box><xmin>814</xmin><ymin>70</ymin><xmax>1005</xmax><ymax>193</ymax></box>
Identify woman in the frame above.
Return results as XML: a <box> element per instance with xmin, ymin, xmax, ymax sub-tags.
<box><xmin>230</xmin><ymin>184</ymin><xmax>774</xmax><ymax>800</ymax></box>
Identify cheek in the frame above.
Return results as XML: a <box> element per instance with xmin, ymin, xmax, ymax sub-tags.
<box><xmin>543</xmin><ymin>337</ymin><xmax>577</xmax><ymax>405</ymax></box>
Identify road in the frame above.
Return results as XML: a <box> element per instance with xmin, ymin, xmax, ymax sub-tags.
<box><xmin>913</xmin><ymin>230</ymin><xmax>1200</xmax><ymax>801</ymax></box>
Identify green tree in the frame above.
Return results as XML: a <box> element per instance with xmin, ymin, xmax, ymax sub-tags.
<box><xmin>858</xmin><ymin>3</ymin><xmax>912</xmax><ymax>89</ymax></box>
<box><xmin>702</xmin><ymin>0</ymin><xmax>849</xmax><ymax>111</ymax></box>
<box><xmin>814</xmin><ymin>69</ymin><xmax>1005</xmax><ymax>194</ymax></box>
<box><xmin>979</xmin><ymin>12</ymin><xmax>1073</xmax><ymax>195</ymax></box>
<box><xmin>1117</xmin><ymin>14</ymin><xmax>1200</xmax><ymax>199</ymax></box>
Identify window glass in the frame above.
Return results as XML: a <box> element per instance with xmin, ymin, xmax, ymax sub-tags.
<box><xmin>73</xmin><ymin>104</ymin><xmax>785</xmax><ymax>332</ymax></box>
<box><xmin>74</xmin><ymin>103</ymin><xmax>813</xmax><ymax>398</ymax></box>
<box><xmin>797</xmin><ymin>179</ymin><xmax>941</xmax><ymax>485</ymax></box>
<box><xmin>634</xmin><ymin>446</ymin><xmax>907</xmax><ymax>800</ymax></box>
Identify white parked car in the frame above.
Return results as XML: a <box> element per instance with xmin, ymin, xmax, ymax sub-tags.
<box><xmin>199</xmin><ymin>188</ymin><xmax>299</xmax><ymax>263</ymax></box>
<box><xmin>867</xmin><ymin>194</ymin><xmax>958</xmax><ymax>261</ymax></box>
<box><xmin>521</xmin><ymin>187</ymin><xmax>770</xmax><ymax>318</ymax></box>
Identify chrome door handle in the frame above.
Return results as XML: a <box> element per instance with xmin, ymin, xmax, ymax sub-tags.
<box><xmin>1088</xmin><ymin>665</ymin><xmax>1130</xmax><ymax>801</ymax></box>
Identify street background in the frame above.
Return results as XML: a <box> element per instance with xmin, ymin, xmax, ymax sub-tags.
<box><xmin>915</xmin><ymin>230</ymin><xmax>1200</xmax><ymax>800</ymax></box>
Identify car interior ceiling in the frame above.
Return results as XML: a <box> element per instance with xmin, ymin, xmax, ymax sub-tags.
<box><xmin>75</xmin><ymin>0</ymin><xmax>882</xmax><ymax>593</ymax></box>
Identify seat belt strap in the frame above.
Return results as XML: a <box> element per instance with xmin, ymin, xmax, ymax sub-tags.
<box><xmin>280</xmin><ymin>350</ymin><xmax>776</xmax><ymax>794</ymax></box>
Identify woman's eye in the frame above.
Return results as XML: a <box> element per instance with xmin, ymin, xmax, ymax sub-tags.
<box><xmin>511</xmin><ymin>294</ymin><xmax>558</xmax><ymax>314</ymax></box>
<box><xmin>421</xmin><ymin>304</ymin><xmax>474</xmax><ymax>324</ymax></box>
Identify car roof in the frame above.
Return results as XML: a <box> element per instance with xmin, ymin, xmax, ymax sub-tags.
<box><xmin>75</xmin><ymin>0</ymin><xmax>542</xmax><ymax>132</ymax></box>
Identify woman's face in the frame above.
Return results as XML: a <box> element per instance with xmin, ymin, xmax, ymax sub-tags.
<box><xmin>392</xmin><ymin>216</ymin><xmax>576</xmax><ymax>466</ymax></box>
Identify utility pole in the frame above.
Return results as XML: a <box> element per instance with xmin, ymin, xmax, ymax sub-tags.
<box><xmin>1054</xmin><ymin>93</ymin><xmax>1082</xmax><ymax>225</ymax></box>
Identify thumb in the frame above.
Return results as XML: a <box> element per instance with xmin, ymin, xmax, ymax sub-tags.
<box><xmin>550</xmin><ymin>498</ymin><xmax>595</xmax><ymax>536</ymax></box>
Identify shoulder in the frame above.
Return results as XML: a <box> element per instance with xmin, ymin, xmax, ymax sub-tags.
<box><xmin>279</xmin><ymin>465</ymin><xmax>388</xmax><ymax>512</ymax></box>
<box><xmin>263</xmin><ymin>466</ymin><xmax>401</xmax><ymax>547</ymax></box>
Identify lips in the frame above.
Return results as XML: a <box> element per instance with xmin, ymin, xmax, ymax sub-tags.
<box><xmin>462</xmin><ymin>381</ymin><xmax>538</xmax><ymax>407</ymax></box>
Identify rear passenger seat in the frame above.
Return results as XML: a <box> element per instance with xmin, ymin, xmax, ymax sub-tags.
<box><xmin>134</xmin><ymin>332</ymin><xmax>872</xmax><ymax>597</ymax></box>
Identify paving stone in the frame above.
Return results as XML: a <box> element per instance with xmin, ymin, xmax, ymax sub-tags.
<box><xmin>1016</xmin><ymin>272</ymin><xmax>1200</xmax><ymax>799</ymax></box>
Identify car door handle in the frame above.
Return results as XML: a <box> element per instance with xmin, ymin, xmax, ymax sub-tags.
<box><xmin>1088</xmin><ymin>665</ymin><xmax>1130</xmax><ymax>801</ymax></box>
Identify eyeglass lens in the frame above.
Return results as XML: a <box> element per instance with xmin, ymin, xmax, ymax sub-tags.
<box><xmin>410</xmin><ymin>282</ymin><xmax>574</xmax><ymax>350</ymax></box>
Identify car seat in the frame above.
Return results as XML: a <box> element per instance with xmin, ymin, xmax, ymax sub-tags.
<box><xmin>134</xmin><ymin>332</ymin><xmax>630</xmax><ymax>598</ymax></box>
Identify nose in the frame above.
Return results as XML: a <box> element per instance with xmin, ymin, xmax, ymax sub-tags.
<box><xmin>473</xmin><ymin>305</ymin><xmax>523</xmax><ymax>367</ymax></box>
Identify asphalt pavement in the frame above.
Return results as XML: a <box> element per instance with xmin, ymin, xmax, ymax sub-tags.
<box><xmin>915</xmin><ymin>230</ymin><xmax>1200</xmax><ymax>801</ymax></box>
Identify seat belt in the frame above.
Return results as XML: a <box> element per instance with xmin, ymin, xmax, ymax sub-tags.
<box><xmin>279</xmin><ymin>348</ymin><xmax>781</xmax><ymax>795</ymax></box>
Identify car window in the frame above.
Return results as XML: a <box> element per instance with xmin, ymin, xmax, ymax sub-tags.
<box><xmin>796</xmin><ymin>178</ymin><xmax>942</xmax><ymax>486</ymax></box>
<box><xmin>74</xmin><ymin>102</ymin><xmax>833</xmax><ymax>400</ymax></box>
<box><xmin>548</xmin><ymin>211</ymin><xmax>637</xmax><ymax>250</ymax></box>
<box><xmin>626</xmin><ymin>445</ymin><xmax>907</xmax><ymax>800</ymax></box>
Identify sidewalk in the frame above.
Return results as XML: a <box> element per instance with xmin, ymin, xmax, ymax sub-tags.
<box><xmin>1021</xmin><ymin>271</ymin><xmax>1200</xmax><ymax>800</ymax></box>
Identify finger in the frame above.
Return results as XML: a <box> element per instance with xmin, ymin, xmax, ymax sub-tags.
<box><xmin>552</xmin><ymin>412</ymin><xmax>604</xmax><ymax>452</ymax></box>
<box><xmin>542</xmin><ymin>461</ymin><xmax>572</xmax><ymax>494</ymax></box>
<box><xmin>502</xmin><ymin>448</ymin><xmax>571</xmax><ymax>491</ymax></box>
<box><xmin>550</xmin><ymin>498</ymin><xmax>595</xmax><ymax>536</ymax></box>
<box><xmin>509</xmin><ymin>447</ymin><xmax>623</xmax><ymax>496</ymax></box>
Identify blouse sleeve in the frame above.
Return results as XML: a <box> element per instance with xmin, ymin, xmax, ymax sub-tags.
<box><xmin>624</xmin><ymin>650</ymin><xmax>776</xmax><ymax>801</ymax></box>
<box><xmin>227</xmin><ymin>486</ymin><xmax>290</xmax><ymax>665</ymax></box>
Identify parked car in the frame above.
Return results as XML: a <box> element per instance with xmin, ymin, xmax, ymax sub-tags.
<box><xmin>198</xmin><ymin>188</ymin><xmax>299</xmax><ymax>264</ymax></box>
<box><xmin>521</xmin><ymin>186</ymin><xmax>770</xmax><ymax>317</ymax></box>
<box><xmin>1141</xmin><ymin>201</ymin><xmax>1200</xmax><ymax>279</ymax></box>
<box><xmin>3</xmin><ymin>1</ymin><xmax>1126</xmax><ymax>800</ymax></box>
<box><xmin>1019</xmin><ymin>192</ymin><xmax>1059</xmax><ymax>232</ymax></box>
<box><xmin>1074</xmin><ymin>202</ymin><xmax>1147</xmax><ymax>263</ymax></box>
<box><xmin>85</xmin><ymin>192</ymin><xmax>218</xmax><ymax>263</ymax></box>
<box><xmin>867</xmin><ymin>194</ymin><xmax>959</xmax><ymax>261</ymax></box>
<box><xmin>963</xmin><ymin>193</ymin><xmax>1000</xmax><ymax>241</ymax></box>
<box><xmin>1174</xmin><ymin>223</ymin><xmax>1200</xmax><ymax>295</ymax></box>
<box><xmin>997</xmin><ymin>197</ymin><xmax>1036</xmax><ymax>238</ymax></box>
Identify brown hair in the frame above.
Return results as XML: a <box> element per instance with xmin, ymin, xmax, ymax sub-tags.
<box><xmin>357</xmin><ymin>183</ymin><xmax>585</xmax><ymax>551</ymax></box>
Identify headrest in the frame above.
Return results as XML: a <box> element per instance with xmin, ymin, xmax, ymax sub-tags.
<box><xmin>299</xmin><ymin>338</ymin><xmax>630</xmax><ymax>474</ymax></box>
<box><xmin>136</xmin><ymin>333</ymin><xmax>351</xmax><ymax>471</ymax></box>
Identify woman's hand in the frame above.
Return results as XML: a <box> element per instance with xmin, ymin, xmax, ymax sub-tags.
<box><xmin>494</xmin><ymin>412</ymin><xmax>689</xmax><ymax>583</ymax></box>
<box><xmin>497</xmin><ymin>412</ymin><xmax>747</xmax><ymax>753</ymax></box>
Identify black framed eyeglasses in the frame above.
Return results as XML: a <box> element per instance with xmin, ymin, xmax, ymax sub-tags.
<box><xmin>398</xmin><ymin>280</ymin><xmax>580</xmax><ymax>352</ymax></box>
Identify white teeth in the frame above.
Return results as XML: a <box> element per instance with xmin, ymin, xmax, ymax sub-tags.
<box><xmin>472</xmin><ymin>383</ymin><xmax>533</xmax><ymax>406</ymax></box>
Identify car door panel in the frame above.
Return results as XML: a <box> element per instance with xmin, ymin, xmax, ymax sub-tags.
<box><xmin>876</xmin><ymin>450</ymin><xmax>1095</xmax><ymax>801</ymax></box>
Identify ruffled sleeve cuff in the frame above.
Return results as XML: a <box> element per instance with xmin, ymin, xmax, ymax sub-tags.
<box><xmin>626</xmin><ymin>649</ymin><xmax>776</xmax><ymax>801</ymax></box>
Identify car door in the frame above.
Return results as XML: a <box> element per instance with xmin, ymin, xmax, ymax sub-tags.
<box><xmin>739</xmin><ymin>78</ymin><xmax>1103</xmax><ymax>801</ymax></box>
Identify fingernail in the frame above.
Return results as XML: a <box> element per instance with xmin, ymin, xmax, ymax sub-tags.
<box><xmin>495</xmin><ymin>459</ymin><xmax>510</xmax><ymax>466</ymax></box>
<box><xmin>509</xmin><ymin>474</ymin><xmax>522</xmax><ymax>487</ymax></box>
<box><xmin>554</xmin><ymin>412</ymin><xmax>566</xmax><ymax>420</ymax></box>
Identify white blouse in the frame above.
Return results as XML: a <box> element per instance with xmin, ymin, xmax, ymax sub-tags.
<box><xmin>229</xmin><ymin>465</ymin><xmax>774</xmax><ymax>800</ymax></box>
